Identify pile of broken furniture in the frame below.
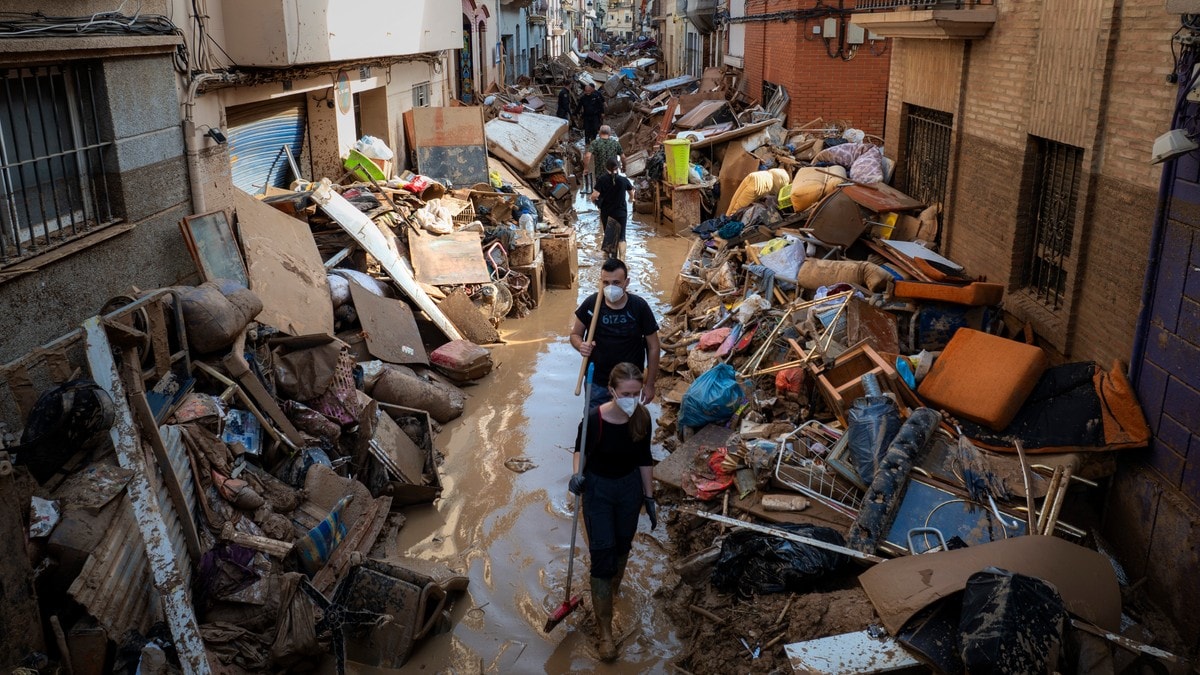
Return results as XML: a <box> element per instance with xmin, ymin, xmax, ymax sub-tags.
<box><xmin>647</xmin><ymin>120</ymin><xmax>1182</xmax><ymax>672</ymax></box>
<box><xmin>0</xmin><ymin>144</ymin><xmax>586</xmax><ymax>672</ymax></box>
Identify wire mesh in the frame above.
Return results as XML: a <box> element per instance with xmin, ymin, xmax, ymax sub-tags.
<box><xmin>773</xmin><ymin>420</ymin><xmax>864</xmax><ymax>519</ymax></box>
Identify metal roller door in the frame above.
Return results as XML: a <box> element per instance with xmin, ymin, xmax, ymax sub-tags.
<box><xmin>227</xmin><ymin>96</ymin><xmax>306</xmax><ymax>194</ymax></box>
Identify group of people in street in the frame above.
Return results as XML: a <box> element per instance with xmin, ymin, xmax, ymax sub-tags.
<box><xmin>556</xmin><ymin>81</ymin><xmax>661</xmax><ymax>663</ymax></box>
<box><xmin>557</xmin><ymin>83</ymin><xmax>634</xmax><ymax>261</ymax></box>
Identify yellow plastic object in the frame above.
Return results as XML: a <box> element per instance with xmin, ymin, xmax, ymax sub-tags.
<box><xmin>344</xmin><ymin>148</ymin><xmax>386</xmax><ymax>182</ymax></box>
<box><xmin>778</xmin><ymin>184</ymin><xmax>793</xmax><ymax>210</ymax></box>
<box><xmin>873</xmin><ymin>212</ymin><xmax>898</xmax><ymax>240</ymax></box>
<box><xmin>664</xmin><ymin>138</ymin><xmax>692</xmax><ymax>185</ymax></box>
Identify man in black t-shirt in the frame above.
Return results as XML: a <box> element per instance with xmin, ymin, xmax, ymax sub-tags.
<box><xmin>570</xmin><ymin>258</ymin><xmax>661</xmax><ymax>409</ymax></box>
<box><xmin>591</xmin><ymin>157</ymin><xmax>634</xmax><ymax>259</ymax></box>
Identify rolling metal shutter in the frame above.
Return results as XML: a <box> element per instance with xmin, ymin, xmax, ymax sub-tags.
<box><xmin>227</xmin><ymin>97</ymin><xmax>306</xmax><ymax>194</ymax></box>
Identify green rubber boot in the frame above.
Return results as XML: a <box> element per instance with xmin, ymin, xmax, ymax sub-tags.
<box><xmin>591</xmin><ymin>576</ymin><xmax>617</xmax><ymax>661</ymax></box>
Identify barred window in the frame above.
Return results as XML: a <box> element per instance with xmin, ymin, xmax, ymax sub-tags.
<box><xmin>413</xmin><ymin>81</ymin><xmax>431</xmax><ymax>108</ymax></box>
<box><xmin>1022</xmin><ymin>136</ymin><xmax>1083</xmax><ymax>309</ymax></box>
<box><xmin>0</xmin><ymin>63</ymin><xmax>116</xmax><ymax>268</ymax></box>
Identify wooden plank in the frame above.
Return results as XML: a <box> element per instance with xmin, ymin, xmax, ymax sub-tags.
<box><xmin>786</xmin><ymin>631</ymin><xmax>921</xmax><ymax>673</ymax></box>
<box><xmin>409</xmin><ymin>230</ymin><xmax>490</xmax><ymax>286</ymax></box>
<box><xmin>234</xmin><ymin>189</ymin><xmax>334</xmax><ymax>336</ymax></box>
<box><xmin>842</xmin><ymin>182</ymin><xmax>924</xmax><ymax>213</ymax></box>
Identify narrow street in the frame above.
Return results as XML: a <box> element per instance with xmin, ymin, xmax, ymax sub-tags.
<box><xmin>398</xmin><ymin>196</ymin><xmax>692</xmax><ymax>673</ymax></box>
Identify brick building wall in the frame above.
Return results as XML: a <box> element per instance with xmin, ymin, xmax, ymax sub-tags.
<box><xmin>742</xmin><ymin>0</ymin><xmax>890</xmax><ymax>135</ymax></box>
<box><xmin>881</xmin><ymin>0</ymin><xmax>1199</xmax><ymax>646</ymax></box>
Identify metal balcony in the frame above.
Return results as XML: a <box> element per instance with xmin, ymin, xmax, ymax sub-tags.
<box><xmin>851</xmin><ymin>0</ymin><xmax>996</xmax><ymax>39</ymax></box>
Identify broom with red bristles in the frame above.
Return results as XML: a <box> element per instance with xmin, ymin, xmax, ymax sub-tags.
<box><xmin>544</xmin><ymin>363</ymin><xmax>595</xmax><ymax>633</ymax></box>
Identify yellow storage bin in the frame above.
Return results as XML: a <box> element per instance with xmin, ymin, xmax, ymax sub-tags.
<box><xmin>664</xmin><ymin>138</ymin><xmax>691</xmax><ymax>185</ymax></box>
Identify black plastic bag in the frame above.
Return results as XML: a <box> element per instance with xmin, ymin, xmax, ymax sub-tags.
<box><xmin>959</xmin><ymin>567</ymin><xmax>1066</xmax><ymax>675</ymax></box>
<box><xmin>711</xmin><ymin>524</ymin><xmax>847</xmax><ymax>597</ymax></box>
<box><xmin>846</xmin><ymin>394</ymin><xmax>902</xmax><ymax>484</ymax></box>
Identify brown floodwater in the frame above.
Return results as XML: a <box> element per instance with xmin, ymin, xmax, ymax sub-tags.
<box><xmin>391</xmin><ymin>195</ymin><xmax>693</xmax><ymax>674</ymax></box>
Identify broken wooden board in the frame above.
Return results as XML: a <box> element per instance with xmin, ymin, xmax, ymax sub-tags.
<box><xmin>842</xmin><ymin>182</ymin><xmax>925</xmax><ymax>213</ymax></box>
<box><xmin>234</xmin><ymin>189</ymin><xmax>334</xmax><ymax>336</ymax></box>
<box><xmin>858</xmin><ymin>535</ymin><xmax>1122</xmax><ymax>636</ymax></box>
<box><xmin>409</xmin><ymin>230</ymin><xmax>490</xmax><ymax>286</ymax></box>
<box><xmin>313</xmin><ymin>183</ymin><xmax>463</xmax><ymax>341</ymax></box>
<box><xmin>348</xmin><ymin>282</ymin><xmax>428</xmax><ymax>365</ymax></box>
<box><xmin>484</xmin><ymin>112</ymin><xmax>568</xmax><ymax>174</ymax></box>
<box><xmin>412</xmin><ymin>106</ymin><xmax>489</xmax><ymax>187</ymax></box>
<box><xmin>785</xmin><ymin>631</ymin><xmax>921</xmax><ymax>674</ymax></box>
<box><xmin>541</xmin><ymin>231</ymin><xmax>578</xmax><ymax>288</ymax></box>
<box><xmin>716</xmin><ymin>146</ymin><xmax>760</xmax><ymax>216</ymax></box>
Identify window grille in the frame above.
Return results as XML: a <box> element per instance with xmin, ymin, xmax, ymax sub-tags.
<box><xmin>900</xmin><ymin>104</ymin><xmax>953</xmax><ymax>213</ymax></box>
<box><xmin>413</xmin><ymin>81</ymin><xmax>431</xmax><ymax>108</ymax></box>
<box><xmin>0</xmin><ymin>62</ymin><xmax>115</xmax><ymax>267</ymax></box>
<box><xmin>1023</xmin><ymin>137</ymin><xmax>1083</xmax><ymax>309</ymax></box>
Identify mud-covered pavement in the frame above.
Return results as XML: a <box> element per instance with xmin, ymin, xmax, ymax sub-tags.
<box><xmin>394</xmin><ymin>195</ymin><xmax>692</xmax><ymax>673</ymax></box>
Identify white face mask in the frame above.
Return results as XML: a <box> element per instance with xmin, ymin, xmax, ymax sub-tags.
<box><xmin>614</xmin><ymin>395</ymin><xmax>639</xmax><ymax>416</ymax></box>
<box><xmin>603</xmin><ymin>284</ymin><xmax>625</xmax><ymax>303</ymax></box>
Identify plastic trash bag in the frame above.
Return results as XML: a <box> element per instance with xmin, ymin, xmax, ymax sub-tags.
<box><xmin>846</xmin><ymin>394</ymin><xmax>902</xmax><ymax>484</ymax></box>
<box><xmin>711</xmin><ymin>523</ymin><xmax>848</xmax><ymax>597</ymax></box>
<box><xmin>355</xmin><ymin>135</ymin><xmax>394</xmax><ymax>161</ymax></box>
<box><xmin>959</xmin><ymin>568</ymin><xmax>1066</xmax><ymax>675</ymax></box>
<box><xmin>679</xmin><ymin>363</ymin><xmax>743</xmax><ymax>429</ymax></box>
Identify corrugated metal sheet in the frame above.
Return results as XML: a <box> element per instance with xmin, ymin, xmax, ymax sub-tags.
<box><xmin>68</xmin><ymin>495</ymin><xmax>160</xmax><ymax>638</ymax></box>
<box><xmin>227</xmin><ymin>97</ymin><xmax>306</xmax><ymax>194</ymax></box>
<box><xmin>83</xmin><ymin>318</ymin><xmax>212</xmax><ymax>674</ymax></box>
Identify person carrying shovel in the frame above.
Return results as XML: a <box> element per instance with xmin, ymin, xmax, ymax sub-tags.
<box><xmin>568</xmin><ymin>362</ymin><xmax>658</xmax><ymax>661</ymax></box>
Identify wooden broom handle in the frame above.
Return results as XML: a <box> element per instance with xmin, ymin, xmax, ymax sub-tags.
<box><xmin>574</xmin><ymin>284</ymin><xmax>604</xmax><ymax>396</ymax></box>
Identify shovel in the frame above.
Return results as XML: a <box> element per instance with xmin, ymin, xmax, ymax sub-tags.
<box><xmin>544</xmin><ymin>363</ymin><xmax>594</xmax><ymax>633</ymax></box>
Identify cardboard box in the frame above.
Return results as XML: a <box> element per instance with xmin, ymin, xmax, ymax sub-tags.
<box><xmin>541</xmin><ymin>231</ymin><xmax>577</xmax><ymax>288</ymax></box>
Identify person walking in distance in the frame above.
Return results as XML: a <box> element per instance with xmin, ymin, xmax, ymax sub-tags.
<box><xmin>568</xmin><ymin>362</ymin><xmax>658</xmax><ymax>662</ymax></box>
<box><xmin>590</xmin><ymin>157</ymin><xmax>634</xmax><ymax>260</ymax></box>
<box><xmin>582</xmin><ymin>124</ymin><xmax>623</xmax><ymax>195</ymax></box>
<box><xmin>570</xmin><ymin>257</ymin><xmax>660</xmax><ymax>410</ymax></box>
<box><xmin>579</xmin><ymin>82</ymin><xmax>605</xmax><ymax>146</ymax></box>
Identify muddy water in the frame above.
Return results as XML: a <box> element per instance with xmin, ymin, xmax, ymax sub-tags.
<box><xmin>395</xmin><ymin>195</ymin><xmax>692</xmax><ymax>673</ymax></box>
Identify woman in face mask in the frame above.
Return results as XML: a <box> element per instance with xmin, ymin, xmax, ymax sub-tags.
<box><xmin>568</xmin><ymin>362</ymin><xmax>657</xmax><ymax>662</ymax></box>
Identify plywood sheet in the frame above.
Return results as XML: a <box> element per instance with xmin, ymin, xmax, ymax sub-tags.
<box><xmin>412</xmin><ymin>107</ymin><xmax>489</xmax><ymax>186</ymax></box>
<box><xmin>484</xmin><ymin>113</ymin><xmax>568</xmax><ymax>174</ymax></box>
<box><xmin>409</xmin><ymin>231</ymin><xmax>490</xmax><ymax>286</ymax></box>
<box><xmin>716</xmin><ymin>146</ymin><xmax>760</xmax><ymax>215</ymax></box>
<box><xmin>348</xmin><ymin>282</ymin><xmax>428</xmax><ymax>365</ymax></box>
<box><xmin>412</xmin><ymin>107</ymin><xmax>486</xmax><ymax>146</ymax></box>
<box><xmin>234</xmin><ymin>189</ymin><xmax>334</xmax><ymax>336</ymax></box>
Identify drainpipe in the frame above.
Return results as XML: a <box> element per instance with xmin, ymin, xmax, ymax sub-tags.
<box><xmin>181</xmin><ymin>73</ymin><xmax>231</xmax><ymax>215</ymax></box>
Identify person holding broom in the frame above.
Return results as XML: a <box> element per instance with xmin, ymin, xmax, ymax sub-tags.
<box><xmin>569</xmin><ymin>257</ymin><xmax>659</xmax><ymax>409</ymax></box>
<box><xmin>568</xmin><ymin>362</ymin><xmax>658</xmax><ymax>661</ymax></box>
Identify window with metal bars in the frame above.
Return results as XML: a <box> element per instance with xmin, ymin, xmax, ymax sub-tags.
<box><xmin>1022</xmin><ymin>136</ymin><xmax>1083</xmax><ymax>309</ymax></box>
<box><xmin>0</xmin><ymin>62</ymin><xmax>115</xmax><ymax>268</ymax></box>
<box><xmin>900</xmin><ymin>104</ymin><xmax>952</xmax><ymax>214</ymax></box>
<box><xmin>412</xmin><ymin>81</ymin><xmax>431</xmax><ymax>108</ymax></box>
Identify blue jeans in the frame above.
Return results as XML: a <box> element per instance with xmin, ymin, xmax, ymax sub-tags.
<box><xmin>582</xmin><ymin>470</ymin><xmax>642</xmax><ymax>579</ymax></box>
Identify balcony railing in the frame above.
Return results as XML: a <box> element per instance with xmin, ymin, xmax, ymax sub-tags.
<box><xmin>850</xmin><ymin>0</ymin><xmax>995</xmax><ymax>39</ymax></box>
